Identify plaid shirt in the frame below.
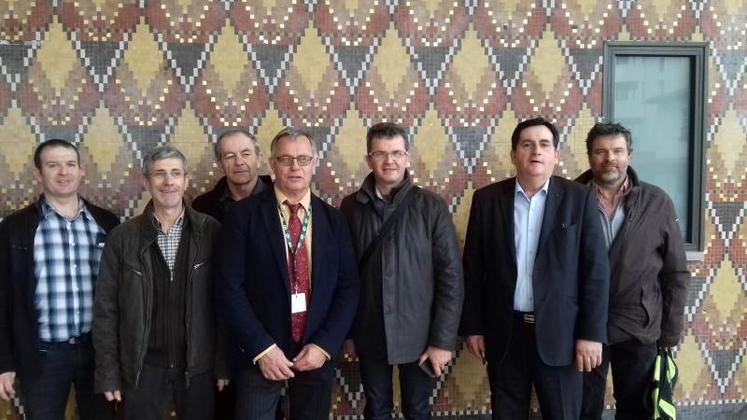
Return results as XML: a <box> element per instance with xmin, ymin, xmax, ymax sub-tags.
<box><xmin>34</xmin><ymin>199</ymin><xmax>106</xmax><ymax>342</ymax></box>
<box><xmin>154</xmin><ymin>208</ymin><xmax>185</xmax><ymax>281</ymax></box>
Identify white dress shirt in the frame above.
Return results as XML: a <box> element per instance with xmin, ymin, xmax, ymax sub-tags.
<box><xmin>513</xmin><ymin>178</ymin><xmax>550</xmax><ymax>312</ymax></box>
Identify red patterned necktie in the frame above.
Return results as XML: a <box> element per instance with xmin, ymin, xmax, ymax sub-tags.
<box><xmin>285</xmin><ymin>201</ymin><xmax>309</xmax><ymax>343</ymax></box>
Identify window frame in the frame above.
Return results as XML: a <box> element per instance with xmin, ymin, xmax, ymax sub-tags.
<box><xmin>603</xmin><ymin>41</ymin><xmax>708</xmax><ymax>252</ymax></box>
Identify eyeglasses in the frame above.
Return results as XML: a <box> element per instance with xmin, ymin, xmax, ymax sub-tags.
<box><xmin>368</xmin><ymin>150</ymin><xmax>408</xmax><ymax>161</ymax></box>
<box><xmin>273</xmin><ymin>155</ymin><xmax>315</xmax><ymax>167</ymax></box>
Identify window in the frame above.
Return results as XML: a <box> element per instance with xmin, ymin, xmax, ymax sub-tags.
<box><xmin>603</xmin><ymin>42</ymin><xmax>708</xmax><ymax>252</ymax></box>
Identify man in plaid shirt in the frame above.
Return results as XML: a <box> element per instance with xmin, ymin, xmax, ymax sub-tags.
<box><xmin>0</xmin><ymin>139</ymin><xmax>119</xmax><ymax>419</ymax></box>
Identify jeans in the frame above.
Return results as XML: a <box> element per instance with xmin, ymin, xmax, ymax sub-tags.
<box><xmin>19</xmin><ymin>334</ymin><xmax>112</xmax><ymax>420</ymax></box>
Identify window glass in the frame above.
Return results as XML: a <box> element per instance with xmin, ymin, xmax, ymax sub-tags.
<box><xmin>613</xmin><ymin>55</ymin><xmax>691</xmax><ymax>236</ymax></box>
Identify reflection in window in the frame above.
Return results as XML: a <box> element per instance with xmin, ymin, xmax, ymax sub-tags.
<box><xmin>604</xmin><ymin>42</ymin><xmax>707</xmax><ymax>251</ymax></box>
<box><xmin>613</xmin><ymin>56</ymin><xmax>690</xmax><ymax>236</ymax></box>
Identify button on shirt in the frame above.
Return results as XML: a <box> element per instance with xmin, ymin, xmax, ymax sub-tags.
<box><xmin>153</xmin><ymin>207</ymin><xmax>186</xmax><ymax>281</ymax></box>
<box><xmin>34</xmin><ymin>199</ymin><xmax>106</xmax><ymax>342</ymax></box>
<box><xmin>592</xmin><ymin>176</ymin><xmax>630</xmax><ymax>249</ymax></box>
<box><xmin>513</xmin><ymin>179</ymin><xmax>550</xmax><ymax>312</ymax></box>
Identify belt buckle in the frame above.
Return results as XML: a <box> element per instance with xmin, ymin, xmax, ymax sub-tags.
<box><xmin>523</xmin><ymin>313</ymin><xmax>535</xmax><ymax>324</ymax></box>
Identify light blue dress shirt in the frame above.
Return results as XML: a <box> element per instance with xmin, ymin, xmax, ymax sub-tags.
<box><xmin>513</xmin><ymin>178</ymin><xmax>550</xmax><ymax>312</ymax></box>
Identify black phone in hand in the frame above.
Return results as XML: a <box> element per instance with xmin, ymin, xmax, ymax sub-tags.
<box><xmin>419</xmin><ymin>360</ymin><xmax>436</xmax><ymax>378</ymax></box>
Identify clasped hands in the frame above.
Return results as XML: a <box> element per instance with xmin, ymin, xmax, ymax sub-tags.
<box><xmin>258</xmin><ymin>344</ymin><xmax>327</xmax><ymax>381</ymax></box>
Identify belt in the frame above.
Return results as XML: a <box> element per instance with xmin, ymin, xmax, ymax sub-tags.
<box><xmin>513</xmin><ymin>311</ymin><xmax>535</xmax><ymax>324</ymax></box>
<box><xmin>40</xmin><ymin>332</ymin><xmax>92</xmax><ymax>348</ymax></box>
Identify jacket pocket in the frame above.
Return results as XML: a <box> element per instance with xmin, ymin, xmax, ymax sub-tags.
<box><xmin>192</xmin><ymin>260</ymin><xmax>209</xmax><ymax>274</ymax></box>
<box><xmin>640</xmin><ymin>285</ymin><xmax>661</xmax><ymax>329</ymax></box>
<box><xmin>124</xmin><ymin>264</ymin><xmax>143</xmax><ymax>277</ymax></box>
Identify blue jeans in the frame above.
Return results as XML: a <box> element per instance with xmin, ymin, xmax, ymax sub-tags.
<box><xmin>20</xmin><ymin>334</ymin><xmax>112</xmax><ymax>420</ymax></box>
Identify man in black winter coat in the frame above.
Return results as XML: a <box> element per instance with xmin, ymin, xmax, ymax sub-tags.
<box><xmin>340</xmin><ymin>122</ymin><xmax>463</xmax><ymax>419</ymax></box>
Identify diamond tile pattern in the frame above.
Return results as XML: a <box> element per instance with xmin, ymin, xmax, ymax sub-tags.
<box><xmin>0</xmin><ymin>1</ymin><xmax>746</xmax><ymax>418</ymax></box>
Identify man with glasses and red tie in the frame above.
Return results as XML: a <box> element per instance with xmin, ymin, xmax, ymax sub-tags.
<box><xmin>340</xmin><ymin>122</ymin><xmax>463</xmax><ymax>419</ymax></box>
<box><xmin>217</xmin><ymin>127</ymin><xmax>359</xmax><ymax>419</ymax></box>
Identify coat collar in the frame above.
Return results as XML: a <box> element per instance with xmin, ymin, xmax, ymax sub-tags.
<box><xmin>575</xmin><ymin>166</ymin><xmax>641</xmax><ymax>188</ymax></box>
<box><xmin>137</xmin><ymin>200</ymin><xmax>206</xmax><ymax>254</ymax></box>
<box><xmin>355</xmin><ymin>171</ymin><xmax>414</xmax><ymax>205</ymax></box>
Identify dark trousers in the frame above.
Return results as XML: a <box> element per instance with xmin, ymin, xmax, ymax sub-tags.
<box><xmin>486</xmin><ymin>316</ymin><xmax>582</xmax><ymax>420</ymax></box>
<box><xmin>581</xmin><ymin>340</ymin><xmax>658</xmax><ymax>420</ymax></box>
<box><xmin>214</xmin><ymin>375</ymin><xmax>236</xmax><ymax>419</ymax></box>
<box><xmin>122</xmin><ymin>363</ymin><xmax>214</xmax><ymax>420</ymax></box>
<box><xmin>358</xmin><ymin>352</ymin><xmax>435</xmax><ymax>420</ymax></box>
<box><xmin>20</xmin><ymin>335</ymin><xmax>113</xmax><ymax>420</ymax></box>
<box><xmin>235</xmin><ymin>361</ymin><xmax>334</xmax><ymax>420</ymax></box>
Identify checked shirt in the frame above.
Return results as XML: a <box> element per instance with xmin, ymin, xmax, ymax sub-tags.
<box><xmin>33</xmin><ymin>199</ymin><xmax>106</xmax><ymax>342</ymax></box>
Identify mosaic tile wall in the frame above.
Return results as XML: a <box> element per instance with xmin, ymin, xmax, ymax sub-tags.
<box><xmin>1</xmin><ymin>0</ymin><xmax>746</xmax><ymax>418</ymax></box>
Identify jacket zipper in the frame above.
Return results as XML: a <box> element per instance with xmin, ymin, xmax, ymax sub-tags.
<box><xmin>185</xmin><ymin>243</ymin><xmax>203</xmax><ymax>387</ymax></box>
<box><xmin>135</xmin><ymin>256</ymin><xmax>151</xmax><ymax>388</ymax></box>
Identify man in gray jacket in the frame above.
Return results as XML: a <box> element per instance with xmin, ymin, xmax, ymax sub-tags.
<box><xmin>93</xmin><ymin>146</ymin><xmax>228</xmax><ymax>419</ymax></box>
<box><xmin>576</xmin><ymin>123</ymin><xmax>689</xmax><ymax>420</ymax></box>
<box><xmin>340</xmin><ymin>122</ymin><xmax>463</xmax><ymax>419</ymax></box>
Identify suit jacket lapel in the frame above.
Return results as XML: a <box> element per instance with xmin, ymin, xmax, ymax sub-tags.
<box><xmin>537</xmin><ymin>176</ymin><xmax>562</xmax><ymax>253</ymax></box>
<box><xmin>261</xmin><ymin>192</ymin><xmax>291</xmax><ymax>296</ymax></box>
<box><xmin>310</xmin><ymin>196</ymin><xmax>324</xmax><ymax>296</ymax></box>
<box><xmin>307</xmin><ymin>195</ymin><xmax>332</xmax><ymax>340</ymax></box>
<box><xmin>499</xmin><ymin>179</ymin><xmax>517</xmax><ymax>264</ymax></box>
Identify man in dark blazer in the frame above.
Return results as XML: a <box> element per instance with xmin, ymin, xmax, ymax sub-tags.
<box><xmin>217</xmin><ymin>127</ymin><xmax>359</xmax><ymax>420</ymax></box>
<box><xmin>460</xmin><ymin>118</ymin><xmax>610</xmax><ymax>420</ymax></box>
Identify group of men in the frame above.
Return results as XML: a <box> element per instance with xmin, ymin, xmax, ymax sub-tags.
<box><xmin>0</xmin><ymin>118</ymin><xmax>688</xmax><ymax>420</ymax></box>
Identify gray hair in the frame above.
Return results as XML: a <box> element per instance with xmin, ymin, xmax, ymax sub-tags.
<box><xmin>269</xmin><ymin>127</ymin><xmax>316</xmax><ymax>158</ymax></box>
<box><xmin>142</xmin><ymin>145</ymin><xmax>188</xmax><ymax>177</ymax></box>
<box><xmin>214</xmin><ymin>129</ymin><xmax>260</xmax><ymax>160</ymax></box>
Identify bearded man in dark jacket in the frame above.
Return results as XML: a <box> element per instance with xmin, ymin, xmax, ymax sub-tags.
<box><xmin>576</xmin><ymin>123</ymin><xmax>689</xmax><ymax>420</ymax></box>
<box><xmin>339</xmin><ymin>122</ymin><xmax>463</xmax><ymax>419</ymax></box>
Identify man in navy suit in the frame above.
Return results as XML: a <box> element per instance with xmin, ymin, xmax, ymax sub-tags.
<box><xmin>217</xmin><ymin>127</ymin><xmax>359</xmax><ymax>420</ymax></box>
<box><xmin>460</xmin><ymin>118</ymin><xmax>610</xmax><ymax>420</ymax></box>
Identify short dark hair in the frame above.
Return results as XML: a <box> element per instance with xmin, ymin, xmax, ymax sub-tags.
<box><xmin>366</xmin><ymin>122</ymin><xmax>409</xmax><ymax>153</ymax></box>
<box><xmin>34</xmin><ymin>139</ymin><xmax>80</xmax><ymax>169</ymax></box>
<box><xmin>270</xmin><ymin>127</ymin><xmax>316</xmax><ymax>157</ymax></box>
<box><xmin>214</xmin><ymin>129</ymin><xmax>260</xmax><ymax>160</ymax></box>
<box><xmin>510</xmin><ymin>118</ymin><xmax>559</xmax><ymax>150</ymax></box>
<box><xmin>585</xmin><ymin>122</ymin><xmax>633</xmax><ymax>156</ymax></box>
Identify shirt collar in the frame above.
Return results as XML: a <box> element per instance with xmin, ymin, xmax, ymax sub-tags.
<box><xmin>152</xmin><ymin>205</ymin><xmax>186</xmax><ymax>232</ymax></box>
<box><xmin>41</xmin><ymin>197</ymin><xmax>88</xmax><ymax>221</ymax></box>
<box><xmin>274</xmin><ymin>186</ymin><xmax>312</xmax><ymax>211</ymax></box>
<box><xmin>591</xmin><ymin>175</ymin><xmax>630</xmax><ymax>197</ymax></box>
<box><xmin>514</xmin><ymin>178</ymin><xmax>550</xmax><ymax>199</ymax></box>
<box><xmin>218</xmin><ymin>183</ymin><xmax>231</xmax><ymax>203</ymax></box>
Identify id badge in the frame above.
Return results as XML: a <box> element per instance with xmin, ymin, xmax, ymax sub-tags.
<box><xmin>291</xmin><ymin>293</ymin><xmax>307</xmax><ymax>314</ymax></box>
